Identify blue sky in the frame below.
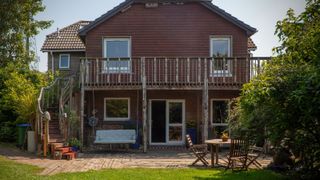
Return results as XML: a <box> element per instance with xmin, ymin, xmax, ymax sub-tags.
<box><xmin>35</xmin><ymin>0</ymin><xmax>306</xmax><ymax>72</ymax></box>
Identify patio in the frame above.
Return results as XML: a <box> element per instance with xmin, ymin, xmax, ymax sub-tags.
<box><xmin>0</xmin><ymin>145</ymin><xmax>272</xmax><ymax>176</ymax></box>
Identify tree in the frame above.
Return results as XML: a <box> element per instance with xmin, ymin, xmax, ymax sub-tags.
<box><xmin>0</xmin><ymin>0</ymin><xmax>51</xmax><ymax>142</ymax></box>
<box><xmin>228</xmin><ymin>0</ymin><xmax>320</xmax><ymax>178</ymax></box>
<box><xmin>1</xmin><ymin>65</ymin><xmax>47</xmax><ymax>125</ymax></box>
<box><xmin>0</xmin><ymin>0</ymin><xmax>51</xmax><ymax>67</ymax></box>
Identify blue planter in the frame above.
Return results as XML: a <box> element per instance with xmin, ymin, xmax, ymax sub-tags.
<box><xmin>71</xmin><ymin>146</ymin><xmax>79</xmax><ymax>152</ymax></box>
<box><xmin>187</xmin><ymin>128</ymin><xmax>197</xmax><ymax>144</ymax></box>
<box><xmin>130</xmin><ymin>131</ymin><xmax>141</xmax><ymax>149</ymax></box>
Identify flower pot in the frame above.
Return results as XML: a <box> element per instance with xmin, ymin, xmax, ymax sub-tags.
<box><xmin>71</xmin><ymin>146</ymin><xmax>79</xmax><ymax>152</ymax></box>
<box><xmin>221</xmin><ymin>137</ymin><xmax>229</xmax><ymax>142</ymax></box>
<box><xmin>187</xmin><ymin>128</ymin><xmax>197</xmax><ymax>143</ymax></box>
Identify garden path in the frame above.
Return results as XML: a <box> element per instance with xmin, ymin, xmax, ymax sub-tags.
<box><xmin>0</xmin><ymin>145</ymin><xmax>272</xmax><ymax>175</ymax></box>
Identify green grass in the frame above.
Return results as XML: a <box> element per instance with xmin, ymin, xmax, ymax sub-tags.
<box><xmin>0</xmin><ymin>156</ymin><xmax>42</xmax><ymax>180</ymax></box>
<box><xmin>0</xmin><ymin>156</ymin><xmax>287</xmax><ymax>180</ymax></box>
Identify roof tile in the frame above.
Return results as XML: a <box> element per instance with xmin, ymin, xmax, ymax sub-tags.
<box><xmin>41</xmin><ymin>21</ymin><xmax>90</xmax><ymax>51</ymax></box>
<box><xmin>248</xmin><ymin>38</ymin><xmax>257</xmax><ymax>50</ymax></box>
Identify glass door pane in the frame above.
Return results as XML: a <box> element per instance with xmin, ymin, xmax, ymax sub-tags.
<box><xmin>151</xmin><ymin>101</ymin><xmax>166</xmax><ymax>143</ymax></box>
<box><xmin>167</xmin><ymin>101</ymin><xmax>184</xmax><ymax>143</ymax></box>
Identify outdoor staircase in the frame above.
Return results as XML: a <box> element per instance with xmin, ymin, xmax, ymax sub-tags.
<box><xmin>48</xmin><ymin>108</ymin><xmax>64</xmax><ymax>143</ymax></box>
<box><xmin>37</xmin><ymin>75</ymin><xmax>75</xmax><ymax>157</ymax></box>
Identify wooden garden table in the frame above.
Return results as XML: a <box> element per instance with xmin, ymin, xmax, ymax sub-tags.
<box><xmin>205</xmin><ymin>138</ymin><xmax>231</xmax><ymax>167</ymax></box>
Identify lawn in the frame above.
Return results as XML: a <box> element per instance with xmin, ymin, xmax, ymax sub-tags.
<box><xmin>0</xmin><ymin>155</ymin><xmax>287</xmax><ymax>180</ymax></box>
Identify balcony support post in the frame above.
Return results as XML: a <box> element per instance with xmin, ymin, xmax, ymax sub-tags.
<box><xmin>95</xmin><ymin>58</ymin><xmax>99</xmax><ymax>84</ymax></box>
<box><xmin>141</xmin><ymin>57</ymin><xmax>148</xmax><ymax>152</ymax></box>
<box><xmin>246</xmin><ymin>57</ymin><xmax>249</xmax><ymax>82</ymax></box>
<box><xmin>202</xmin><ymin>58</ymin><xmax>209</xmax><ymax>142</ymax></box>
<box><xmin>80</xmin><ymin>58</ymin><xmax>85</xmax><ymax>151</ymax></box>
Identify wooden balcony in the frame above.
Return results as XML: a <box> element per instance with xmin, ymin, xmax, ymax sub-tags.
<box><xmin>81</xmin><ymin>57</ymin><xmax>271</xmax><ymax>90</ymax></box>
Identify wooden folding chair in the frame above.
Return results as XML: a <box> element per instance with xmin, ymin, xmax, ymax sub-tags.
<box><xmin>186</xmin><ymin>134</ymin><xmax>209</xmax><ymax>166</ymax></box>
<box><xmin>226</xmin><ymin>138</ymin><xmax>249</xmax><ymax>171</ymax></box>
<box><xmin>246</xmin><ymin>145</ymin><xmax>264</xmax><ymax>169</ymax></box>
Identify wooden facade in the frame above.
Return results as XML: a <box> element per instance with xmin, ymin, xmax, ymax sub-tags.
<box><xmin>81</xmin><ymin>57</ymin><xmax>269</xmax><ymax>147</ymax></box>
<box><xmin>48</xmin><ymin>51</ymin><xmax>85</xmax><ymax>75</ymax></box>
<box><xmin>79</xmin><ymin>2</ymin><xmax>263</xmax><ymax>150</ymax></box>
<box><xmin>85</xmin><ymin>3</ymin><xmax>248</xmax><ymax>57</ymax></box>
<box><xmin>41</xmin><ymin>1</ymin><xmax>266</xmax><ymax>151</ymax></box>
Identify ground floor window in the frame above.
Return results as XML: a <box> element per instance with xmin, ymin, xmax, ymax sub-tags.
<box><xmin>211</xmin><ymin>99</ymin><xmax>230</xmax><ymax>138</ymax></box>
<box><xmin>104</xmin><ymin>98</ymin><xmax>130</xmax><ymax>121</ymax></box>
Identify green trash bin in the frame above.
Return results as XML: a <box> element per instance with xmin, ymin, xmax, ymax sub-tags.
<box><xmin>17</xmin><ymin>124</ymin><xmax>31</xmax><ymax>146</ymax></box>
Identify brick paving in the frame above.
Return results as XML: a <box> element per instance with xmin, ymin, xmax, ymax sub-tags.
<box><xmin>0</xmin><ymin>146</ymin><xmax>272</xmax><ymax>175</ymax></box>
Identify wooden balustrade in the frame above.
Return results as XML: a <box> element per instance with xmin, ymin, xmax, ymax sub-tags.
<box><xmin>82</xmin><ymin>57</ymin><xmax>271</xmax><ymax>90</ymax></box>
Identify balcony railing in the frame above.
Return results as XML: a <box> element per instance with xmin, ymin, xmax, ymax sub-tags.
<box><xmin>81</xmin><ymin>57</ymin><xmax>271</xmax><ymax>89</ymax></box>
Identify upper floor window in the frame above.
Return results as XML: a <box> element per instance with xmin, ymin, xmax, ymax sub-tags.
<box><xmin>210</xmin><ymin>37</ymin><xmax>232</xmax><ymax>76</ymax></box>
<box><xmin>103</xmin><ymin>38</ymin><xmax>131</xmax><ymax>73</ymax></box>
<box><xmin>59</xmin><ymin>54</ymin><xmax>70</xmax><ymax>69</ymax></box>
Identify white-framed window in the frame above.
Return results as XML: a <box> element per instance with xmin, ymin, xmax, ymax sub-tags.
<box><xmin>59</xmin><ymin>54</ymin><xmax>70</xmax><ymax>69</ymax></box>
<box><xmin>104</xmin><ymin>98</ymin><xmax>130</xmax><ymax>121</ymax></box>
<box><xmin>210</xmin><ymin>37</ymin><xmax>232</xmax><ymax>76</ymax></box>
<box><xmin>103</xmin><ymin>38</ymin><xmax>131</xmax><ymax>73</ymax></box>
<box><xmin>211</xmin><ymin>99</ymin><xmax>230</xmax><ymax>138</ymax></box>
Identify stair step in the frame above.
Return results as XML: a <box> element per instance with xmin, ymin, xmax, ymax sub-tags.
<box><xmin>49</xmin><ymin>125</ymin><xmax>59</xmax><ymax>128</ymax></box>
<box><xmin>50</xmin><ymin>133</ymin><xmax>63</xmax><ymax>137</ymax></box>
<box><xmin>49</xmin><ymin>139</ymin><xmax>64</xmax><ymax>143</ymax></box>
<box><xmin>49</xmin><ymin>131</ymin><xmax>60</xmax><ymax>135</ymax></box>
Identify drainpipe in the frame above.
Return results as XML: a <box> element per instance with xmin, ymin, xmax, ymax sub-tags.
<box><xmin>50</xmin><ymin>51</ymin><xmax>54</xmax><ymax>74</ymax></box>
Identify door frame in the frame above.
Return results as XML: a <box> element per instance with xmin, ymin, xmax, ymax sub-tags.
<box><xmin>149</xmin><ymin>99</ymin><xmax>185</xmax><ymax>145</ymax></box>
<box><xmin>210</xmin><ymin>98</ymin><xmax>231</xmax><ymax>138</ymax></box>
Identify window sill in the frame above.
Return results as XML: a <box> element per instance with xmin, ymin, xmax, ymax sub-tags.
<box><xmin>59</xmin><ymin>68</ymin><xmax>71</xmax><ymax>70</ymax></box>
<box><xmin>101</xmin><ymin>70</ymin><xmax>132</xmax><ymax>74</ymax></box>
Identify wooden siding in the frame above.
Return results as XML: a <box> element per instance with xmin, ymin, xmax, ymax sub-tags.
<box><xmin>83</xmin><ymin>89</ymin><xmax>239</xmax><ymax>145</ymax></box>
<box><xmin>48</xmin><ymin>52</ymin><xmax>85</xmax><ymax>75</ymax></box>
<box><xmin>85</xmin><ymin>3</ymin><xmax>248</xmax><ymax>57</ymax></box>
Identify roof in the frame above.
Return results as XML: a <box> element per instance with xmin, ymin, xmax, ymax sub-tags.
<box><xmin>248</xmin><ymin>38</ymin><xmax>257</xmax><ymax>51</ymax></box>
<box><xmin>41</xmin><ymin>21</ymin><xmax>90</xmax><ymax>52</ymax></box>
<box><xmin>79</xmin><ymin>0</ymin><xmax>257</xmax><ymax>38</ymax></box>
<box><xmin>42</xmin><ymin>20</ymin><xmax>257</xmax><ymax>51</ymax></box>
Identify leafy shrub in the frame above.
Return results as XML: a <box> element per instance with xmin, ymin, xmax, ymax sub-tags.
<box><xmin>228</xmin><ymin>0</ymin><xmax>320</xmax><ymax>178</ymax></box>
<box><xmin>68</xmin><ymin>138</ymin><xmax>81</xmax><ymax>148</ymax></box>
<box><xmin>0</xmin><ymin>122</ymin><xmax>16</xmax><ymax>142</ymax></box>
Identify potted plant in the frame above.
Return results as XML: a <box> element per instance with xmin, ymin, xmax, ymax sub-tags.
<box><xmin>221</xmin><ymin>131</ymin><xmax>229</xmax><ymax>142</ymax></box>
<box><xmin>68</xmin><ymin>138</ymin><xmax>81</xmax><ymax>152</ymax></box>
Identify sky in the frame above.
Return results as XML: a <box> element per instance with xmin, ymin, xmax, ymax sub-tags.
<box><xmin>35</xmin><ymin>0</ymin><xmax>306</xmax><ymax>72</ymax></box>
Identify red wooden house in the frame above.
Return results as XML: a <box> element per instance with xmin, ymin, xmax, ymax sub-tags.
<box><xmin>40</xmin><ymin>0</ymin><xmax>267</xmax><ymax>152</ymax></box>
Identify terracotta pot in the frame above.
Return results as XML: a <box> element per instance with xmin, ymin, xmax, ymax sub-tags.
<box><xmin>222</xmin><ymin>137</ymin><xmax>229</xmax><ymax>142</ymax></box>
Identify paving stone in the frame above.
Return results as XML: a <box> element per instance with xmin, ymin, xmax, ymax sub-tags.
<box><xmin>0</xmin><ymin>147</ymin><xmax>272</xmax><ymax>175</ymax></box>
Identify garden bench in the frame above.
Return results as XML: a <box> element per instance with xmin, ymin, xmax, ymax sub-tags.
<box><xmin>94</xmin><ymin>129</ymin><xmax>136</xmax><ymax>144</ymax></box>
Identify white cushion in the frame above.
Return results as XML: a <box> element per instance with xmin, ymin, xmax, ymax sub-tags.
<box><xmin>94</xmin><ymin>130</ymin><xmax>136</xmax><ymax>144</ymax></box>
